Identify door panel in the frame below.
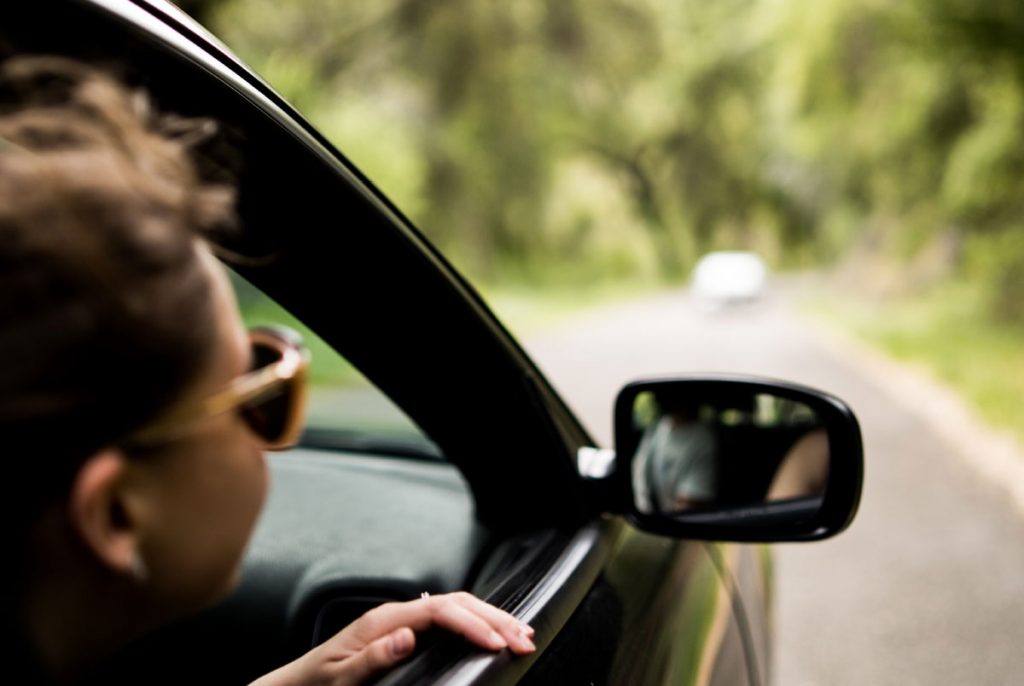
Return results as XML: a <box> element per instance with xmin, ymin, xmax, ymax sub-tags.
<box><xmin>517</xmin><ymin>527</ymin><xmax>755</xmax><ymax>686</ymax></box>
<box><xmin>715</xmin><ymin>544</ymin><xmax>772</xmax><ymax>686</ymax></box>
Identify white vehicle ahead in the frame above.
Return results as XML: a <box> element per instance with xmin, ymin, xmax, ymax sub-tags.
<box><xmin>692</xmin><ymin>250</ymin><xmax>768</xmax><ymax>306</ymax></box>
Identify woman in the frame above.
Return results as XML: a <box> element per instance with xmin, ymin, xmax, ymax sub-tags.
<box><xmin>0</xmin><ymin>56</ymin><xmax>534</xmax><ymax>685</ymax></box>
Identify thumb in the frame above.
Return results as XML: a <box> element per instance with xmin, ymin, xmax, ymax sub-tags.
<box><xmin>333</xmin><ymin>627</ymin><xmax>416</xmax><ymax>686</ymax></box>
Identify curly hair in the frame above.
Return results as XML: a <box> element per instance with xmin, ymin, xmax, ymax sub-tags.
<box><xmin>0</xmin><ymin>55</ymin><xmax>238</xmax><ymax>513</ymax></box>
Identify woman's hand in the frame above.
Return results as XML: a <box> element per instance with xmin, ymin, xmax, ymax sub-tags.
<box><xmin>250</xmin><ymin>592</ymin><xmax>535</xmax><ymax>686</ymax></box>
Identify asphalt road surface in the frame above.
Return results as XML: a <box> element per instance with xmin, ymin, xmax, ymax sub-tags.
<box><xmin>519</xmin><ymin>287</ymin><xmax>1024</xmax><ymax>686</ymax></box>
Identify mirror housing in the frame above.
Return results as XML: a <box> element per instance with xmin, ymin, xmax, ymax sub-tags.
<box><xmin>612</xmin><ymin>375</ymin><xmax>863</xmax><ymax>542</ymax></box>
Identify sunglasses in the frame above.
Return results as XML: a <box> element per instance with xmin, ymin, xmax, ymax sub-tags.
<box><xmin>128</xmin><ymin>326</ymin><xmax>310</xmax><ymax>450</ymax></box>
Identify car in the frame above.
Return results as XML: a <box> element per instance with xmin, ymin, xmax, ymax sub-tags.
<box><xmin>4</xmin><ymin>2</ymin><xmax>864</xmax><ymax>685</ymax></box>
<box><xmin>692</xmin><ymin>251</ymin><xmax>768</xmax><ymax>308</ymax></box>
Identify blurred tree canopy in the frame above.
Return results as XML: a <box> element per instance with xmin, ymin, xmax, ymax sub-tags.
<box><xmin>186</xmin><ymin>0</ymin><xmax>1024</xmax><ymax>321</ymax></box>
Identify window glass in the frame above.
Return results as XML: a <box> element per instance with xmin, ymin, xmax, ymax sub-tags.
<box><xmin>229</xmin><ymin>270</ymin><xmax>441</xmax><ymax>459</ymax></box>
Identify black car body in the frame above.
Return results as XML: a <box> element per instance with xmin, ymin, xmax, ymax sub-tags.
<box><xmin>3</xmin><ymin>2</ymin><xmax>863</xmax><ymax>684</ymax></box>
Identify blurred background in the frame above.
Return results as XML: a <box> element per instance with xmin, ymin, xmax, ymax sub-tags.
<box><xmin>178</xmin><ymin>1</ymin><xmax>1024</xmax><ymax>683</ymax></box>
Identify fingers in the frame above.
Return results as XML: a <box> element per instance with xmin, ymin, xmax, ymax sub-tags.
<box><xmin>432</xmin><ymin>597</ymin><xmax>526</xmax><ymax>654</ymax></box>
<box><xmin>289</xmin><ymin>594</ymin><xmax>534</xmax><ymax>686</ymax></box>
<box><xmin>413</xmin><ymin>592</ymin><xmax>535</xmax><ymax>655</ymax></box>
<box><xmin>349</xmin><ymin>592</ymin><xmax>535</xmax><ymax>657</ymax></box>
<box><xmin>447</xmin><ymin>593</ymin><xmax>536</xmax><ymax>654</ymax></box>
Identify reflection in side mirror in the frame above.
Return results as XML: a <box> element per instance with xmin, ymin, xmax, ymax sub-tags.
<box><xmin>631</xmin><ymin>390</ymin><xmax>828</xmax><ymax>514</ymax></box>
<box><xmin>615</xmin><ymin>376</ymin><xmax>863</xmax><ymax>542</ymax></box>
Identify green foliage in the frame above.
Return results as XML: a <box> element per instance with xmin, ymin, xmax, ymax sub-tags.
<box><xmin>965</xmin><ymin>229</ymin><xmax>1024</xmax><ymax>323</ymax></box>
<box><xmin>807</xmin><ymin>282</ymin><xmax>1024</xmax><ymax>443</ymax></box>
<box><xmin>203</xmin><ymin>0</ymin><xmax>1024</xmax><ymax>321</ymax></box>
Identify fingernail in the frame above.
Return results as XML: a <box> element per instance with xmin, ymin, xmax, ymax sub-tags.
<box><xmin>519</xmin><ymin>622</ymin><xmax>535</xmax><ymax>638</ymax></box>
<box><xmin>516</xmin><ymin>634</ymin><xmax>536</xmax><ymax>653</ymax></box>
<box><xmin>391</xmin><ymin>630</ymin><xmax>414</xmax><ymax>656</ymax></box>
<box><xmin>489</xmin><ymin>630</ymin><xmax>508</xmax><ymax>650</ymax></box>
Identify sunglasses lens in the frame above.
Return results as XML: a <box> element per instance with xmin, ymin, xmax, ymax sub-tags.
<box><xmin>240</xmin><ymin>340</ymin><xmax>301</xmax><ymax>447</ymax></box>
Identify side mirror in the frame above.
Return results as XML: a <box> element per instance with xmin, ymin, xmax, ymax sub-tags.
<box><xmin>613</xmin><ymin>375</ymin><xmax>863</xmax><ymax>542</ymax></box>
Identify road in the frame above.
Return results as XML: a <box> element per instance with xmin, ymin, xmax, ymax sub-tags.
<box><xmin>519</xmin><ymin>287</ymin><xmax>1024</xmax><ymax>686</ymax></box>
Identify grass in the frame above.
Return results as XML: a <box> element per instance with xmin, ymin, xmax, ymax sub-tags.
<box><xmin>803</xmin><ymin>281</ymin><xmax>1024</xmax><ymax>445</ymax></box>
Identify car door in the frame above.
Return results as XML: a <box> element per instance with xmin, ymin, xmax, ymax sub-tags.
<box><xmin>5</xmin><ymin>3</ymin><xmax>765</xmax><ymax>685</ymax></box>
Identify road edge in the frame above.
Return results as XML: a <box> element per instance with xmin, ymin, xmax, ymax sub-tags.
<box><xmin>809</xmin><ymin>318</ymin><xmax>1024</xmax><ymax>514</ymax></box>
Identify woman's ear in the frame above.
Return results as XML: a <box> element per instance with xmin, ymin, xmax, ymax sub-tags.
<box><xmin>68</xmin><ymin>449</ymin><xmax>142</xmax><ymax>577</ymax></box>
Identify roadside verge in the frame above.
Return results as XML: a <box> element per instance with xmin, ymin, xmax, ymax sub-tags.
<box><xmin>810</xmin><ymin>320</ymin><xmax>1024</xmax><ymax>515</ymax></box>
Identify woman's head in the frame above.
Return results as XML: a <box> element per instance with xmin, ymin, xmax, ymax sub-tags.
<box><xmin>0</xmin><ymin>56</ymin><xmax>269</xmax><ymax>662</ymax></box>
<box><xmin>0</xmin><ymin>56</ymin><xmax>234</xmax><ymax>492</ymax></box>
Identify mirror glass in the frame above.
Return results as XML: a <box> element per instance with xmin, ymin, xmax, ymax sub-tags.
<box><xmin>628</xmin><ymin>387</ymin><xmax>830</xmax><ymax>518</ymax></box>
